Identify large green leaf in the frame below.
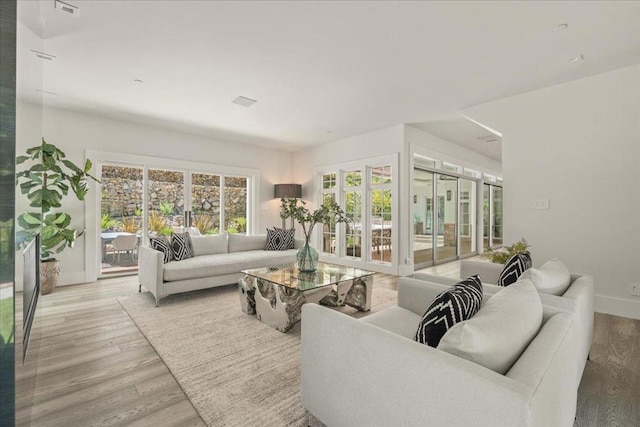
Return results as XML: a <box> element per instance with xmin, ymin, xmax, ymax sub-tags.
<box><xmin>16</xmin><ymin>155</ymin><xmax>29</xmax><ymax>164</ymax></box>
<box><xmin>62</xmin><ymin>159</ymin><xmax>82</xmax><ymax>174</ymax></box>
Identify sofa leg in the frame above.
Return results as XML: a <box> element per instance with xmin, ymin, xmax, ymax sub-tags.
<box><xmin>155</xmin><ymin>296</ymin><xmax>159</xmax><ymax>307</ymax></box>
<box><xmin>138</xmin><ymin>283</ymin><xmax>142</xmax><ymax>293</ymax></box>
<box><xmin>304</xmin><ymin>411</ymin><xmax>311</xmax><ymax>427</ymax></box>
<box><xmin>588</xmin><ymin>352</ymin><xmax>592</xmax><ymax>361</ymax></box>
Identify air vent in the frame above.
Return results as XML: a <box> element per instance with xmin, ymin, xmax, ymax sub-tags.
<box><xmin>31</xmin><ymin>50</ymin><xmax>56</xmax><ymax>61</ymax></box>
<box><xmin>55</xmin><ymin>0</ymin><xmax>79</xmax><ymax>17</ymax></box>
<box><xmin>36</xmin><ymin>89</ymin><xmax>60</xmax><ymax>96</ymax></box>
<box><xmin>477</xmin><ymin>134</ymin><xmax>499</xmax><ymax>144</ymax></box>
<box><xmin>232</xmin><ymin>96</ymin><xmax>257</xmax><ymax>107</ymax></box>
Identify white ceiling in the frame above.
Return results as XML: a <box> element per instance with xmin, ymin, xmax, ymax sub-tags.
<box><xmin>16</xmin><ymin>1</ymin><xmax>640</xmax><ymax>155</ymax></box>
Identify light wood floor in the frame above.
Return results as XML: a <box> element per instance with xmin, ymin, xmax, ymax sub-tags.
<box><xmin>16</xmin><ymin>268</ymin><xmax>640</xmax><ymax>426</ymax></box>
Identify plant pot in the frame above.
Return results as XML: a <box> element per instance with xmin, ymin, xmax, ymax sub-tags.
<box><xmin>40</xmin><ymin>260</ymin><xmax>60</xmax><ymax>295</ymax></box>
<box><xmin>297</xmin><ymin>242</ymin><xmax>319</xmax><ymax>272</ymax></box>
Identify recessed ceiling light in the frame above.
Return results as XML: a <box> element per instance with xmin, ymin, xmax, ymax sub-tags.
<box><xmin>232</xmin><ymin>96</ymin><xmax>257</xmax><ymax>107</ymax></box>
<box><xmin>133</xmin><ymin>79</ymin><xmax>144</xmax><ymax>84</ymax></box>
<box><xmin>569</xmin><ymin>54</ymin><xmax>584</xmax><ymax>63</ymax></box>
<box><xmin>553</xmin><ymin>23</ymin><xmax>568</xmax><ymax>32</ymax></box>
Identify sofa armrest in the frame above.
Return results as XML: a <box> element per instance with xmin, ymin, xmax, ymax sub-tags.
<box><xmin>301</xmin><ymin>304</ymin><xmax>532</xmax><ymax>427</ymax></box>
<box><xmin>138</xmin><ymin>246</ymin><xmax>164</xmax><ymax>304</ymax></box>
<box><xmin>562</xmin><ymin>274</ymin><xmax>594</xmax><ymax>374</ymax></box>
<box><xmin>397</xmin><ymin>277</ymin><xmax>456</xmax><ymax>316</ymax></box>
<box><xmin>411</xmin><ymin>272</ymin><xmax>459</xmax><ymax>286</ymax></box>
<box><xmin>460</xmin><ymin>260</ymin><xmax>502</xmax><ymax>284</ymax></box>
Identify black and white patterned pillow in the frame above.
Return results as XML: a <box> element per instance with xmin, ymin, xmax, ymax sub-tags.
<box><xmin>497</xmin><ymin>251</ymin><xmax>532</xmax><ymax>287</ymax></box>
<box><xmin>265</xmin><ymin>228</ymin><xmax>294</xmax><ymax>251</ymax></box>
<box><xmin>171</xmin><ymin>232</ymin><xmax>194</xmax><ymax>261</ymax></box>
<box><xmin>150</xmin><ymin>236</ymin><xmax>173</xmax><ymax>264</ymax></box>
<box><xmin>415</xmin><ymin>275</ymin><xmax>483</xmax><ymax>347</ymax></box>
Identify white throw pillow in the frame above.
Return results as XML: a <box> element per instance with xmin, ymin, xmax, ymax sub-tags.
<box><xmin>519</xmin><ymin>258</ymin><xmax>571</xmax><ymax>296</ymax></box>
<box><xmin>191</xmin><ymin>234</ymin><xmax>228</xmax><ymax>256</ymax></box>
<box><xmin>437</xmin><ymin>278</ymin><xmax>543</xmax><ymax>374</ymax></box>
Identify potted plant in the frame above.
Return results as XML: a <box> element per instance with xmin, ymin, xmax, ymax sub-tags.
<box><xmin>280</xmin><ymin>198</ymin><xmax>350</xmax><ymax>272</ymax></box>
<box><xmin>16</xmin><ymin>139</ymin><xmax>99</xmax><ymax>294</ymax></box>
<box><xmin>480</xmin><ymin>237</ymin><xmax>530</xmax><ymax>264</ymax></box>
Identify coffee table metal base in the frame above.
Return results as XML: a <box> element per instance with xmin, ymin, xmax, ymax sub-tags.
<box><xmin>238</xmin><ymin>274</ymin><xmax>373</xmax><ymax>332</ymax></box>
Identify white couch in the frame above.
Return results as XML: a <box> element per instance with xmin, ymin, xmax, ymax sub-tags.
<box><xmin>413</xmin><ymin>259</ymin><xmax>594</xmax><ymax>380</ymax></box>
<box><xmin>139</xmin><ymin>233</ymin><xmax>302</xmax><ymax>306</ymax></box>
<box><xmin>301</xmin><ymin>275</ymin><xmax>589</xmax><ymax>426</ymax></box>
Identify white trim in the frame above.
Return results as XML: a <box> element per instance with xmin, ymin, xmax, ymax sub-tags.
<box><xmin>85</xmin><ymin>149</ymin><xmax>260</xmax><ymax>283</ymax></box>
<box><xmin>594</xmin><ymin>294</ymin><xmax>640</xmax><ymax>320</ymax></box>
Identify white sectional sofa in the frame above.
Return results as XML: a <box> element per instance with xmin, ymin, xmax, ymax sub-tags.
<box><xmin>139</xmin><ymin>233</ymin><xmax>302</xmax><ymax>306</ymax></box>
<box><xmin>301</xmin><ymin>274</ymin><xmax>591</xmax><ymax>426</ymax></box>
<box><xmin>413</xmin><ymin>259</ymin><xmax>594</xmax><ymax>380</ymax></box>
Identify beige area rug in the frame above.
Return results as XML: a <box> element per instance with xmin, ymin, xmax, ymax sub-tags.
<box><xmin>117</xmin><ymin>283</ymin><xmax>398</xmax><ymax>427</ymax></box>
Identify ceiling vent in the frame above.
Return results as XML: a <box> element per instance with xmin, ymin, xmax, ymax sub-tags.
<box><xmin>232</xmin><ymin>96</ymin><xmax>257</xmax><ymax>107</ymax></box>
<box><xmin>36</xmin><ymin>89</ymin><xmax>60</xmax><ymax>96</ymax></box>
<box><xmin>31</xmin><ymin>50</ymin><xmax>55</xmax><ymax>61</ymax></box>
<box><xmin>55</xmin><ymin>0</ymin><xmax>79</xmax><ymax>17</ymax></box>
<box><xmin>478</xmin><ymin>134</ymin><xmax>499</xmax><ymax>144</ymax></box>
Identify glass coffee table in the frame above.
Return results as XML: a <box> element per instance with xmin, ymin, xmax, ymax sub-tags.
<box><xmin>238</xmin><ymin>262</ymin><xmax>374</xmax><ymax>332</ymax></box>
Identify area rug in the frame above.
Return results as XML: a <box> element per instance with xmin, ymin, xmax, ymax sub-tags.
<box><xmin>117</xmin><ymin>282</ymin><xmax>398</xmax><ymax>426</ymax></box>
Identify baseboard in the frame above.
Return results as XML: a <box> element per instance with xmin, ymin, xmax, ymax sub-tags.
<box><xmin>594</xmin><ymin>294</ymin><xmax>640</xmax><ymax>320</ymax></box>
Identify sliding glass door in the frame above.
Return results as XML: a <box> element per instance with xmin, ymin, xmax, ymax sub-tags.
<box><xmin>413</xmin><ymin>168</ymin><xmax>478</xmax><ymax>269</ymax></box>
<box><xmin>483</xmin><ymin>183</ymin><xmax>503</xmax><ymax>250</ymax></box>
<box><xmin>100</xmin><ymin>164</ymin><xmax>144</xmax><ymax>276</ymax></box>
<box><xmin>98</xmin><ymin>163</ymin><xmax>250</xmax><ymax>277</ymax></box>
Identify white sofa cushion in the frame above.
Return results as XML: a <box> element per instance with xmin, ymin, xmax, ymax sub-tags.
<box><xmin>361</xmin><ymin>306</ymin><xmax>423</xmax><ymax>339</ymax></box>
<box><xmin>191</xmin><ymin>234</ymin><xmax>228</xmax><ymax>256</ymax></box>
<box><xmin>163</xmin><ymin>249</ymin><xmax>296</xmax><ymax>282</ymax></box>
<box><xmin>519</xmin><ymin>259</ymin><xmax>571</xmax><ymax>296</ymax></box>
<box><xmin>437</xmin><ymin>278</ymin><xmax>543</xmax><ymax>374</ymax></box>
<box><xmin>228</xmin><ymin>233</ymin><xmax>268</xmax><ymax>253</ymax></box>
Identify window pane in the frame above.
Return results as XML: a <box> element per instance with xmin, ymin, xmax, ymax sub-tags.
<box><xmin>483</xmin><ymin>184</ymin><xmax>490</xmax><ymax>250</ymax></box>
<box><xmin>191</xmin><ymin>173</ymin><xmax>220</xmax><ymax>234</ymax></box>
<box><xmin>148</xmin><ymin>168</ymin><xmax>185</xmax><ymax>236</ymax></box>
<box><xmin>224</xmin><ymin>176</ymin><xmax>247</xmax><ymax>234</ymax></box>
<box><xmin>371</xmin><ymin>165</ymin><xmax>392</xmax><ymax>185</ymax></box>
<box><xmin>371</xmin><ymin>188</ymin><xmax>392</xmax><ymax>263</ymax></box>
<box><xmin>459</xmin><ymin>178</ymin><xmax>476</xmax><ymax>256</ymax></box>
<box><xmin>100</xmin><ymin>165</ymin><xmax>143</xmax><ymax>275</ymax></box>
<box><xmin>435</xmin><ymin>174</ymin><xmax>457</xmax><ymax>261</ymax></box>
<box><xmin>321</xmin><ymin>193</ymin><xmax>337</xmax><ymax>254</ymax></box>
<box><xmin>344</xmin><ymin>170</ymin><xmax>361</xmax><ymax>187</ymax></box>
<box><xmin>345</xmin><ymin>190</ymin><xmax>361</xmax><ymax>258</ymax></box>
<box><xmin>492</xmin><ymin>186</ymin><xmax>503</xmax><ymax>247</ymax></box>
<box><xmin>322</xmin><ymin>173</ymin><xmax>336</xmax><ymax>189</ymax></box>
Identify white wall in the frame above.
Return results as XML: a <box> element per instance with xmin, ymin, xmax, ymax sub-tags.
<box><xmin>15</xmin><ymin>102</ymin><xmax>293</xmax><ymax>287</ymax></box>
<box><xmin>292</xmin><ymin>125</ymin><xmax>405</xmax><ymax>200</ymax></box>
<box><xmin>463</xmin><ymin>65</ymin><xmax>640</xmax><ymax>319</ymax></box>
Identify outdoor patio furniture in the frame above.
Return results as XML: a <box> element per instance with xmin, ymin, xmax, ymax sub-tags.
<box><xmin>109</xmin><ymin>234</ymin><xmax>139</xmax><ymax>263</ymax></box>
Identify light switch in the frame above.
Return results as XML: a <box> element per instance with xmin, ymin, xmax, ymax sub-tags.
<box><xmin>532</xmin><ymin>199</ymin><xmax>550</xmax><ymax>210</ymax></box>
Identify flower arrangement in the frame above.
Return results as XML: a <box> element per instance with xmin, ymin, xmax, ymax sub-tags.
<box><xmin>280</xmin><ymin>198</ymin><xmax>350</xmax><ymax>244</ymax></box>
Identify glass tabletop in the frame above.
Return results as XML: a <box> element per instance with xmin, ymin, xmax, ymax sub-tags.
<box><xmin>242</xmin><ymin>261</ymin><xmax>374</xmax><ymax>291</ymax></box>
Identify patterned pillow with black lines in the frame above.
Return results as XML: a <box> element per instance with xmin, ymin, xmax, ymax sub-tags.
<box><xmin>265</xmin><ymin>228</ymin><xmax>294</xmax><ymax>251</ymax></box>
<box><xmin>414</xmin><ymin>275</ymin><xmax>483</xmax><ymax>347</ymax></box>
<box><xmin>150</xmin><ymin>236</ymin><xmax>174</xmax><ymax>264</ymax></box>
<box><xmin>497</xmin><ymin>251</ymin><xmax>532</xmax><ymax>287</ymax></box>
<box><xmin>171</xmin><ymin>232</ymin><xmax>195</xmax><ymax>261</ymax></box>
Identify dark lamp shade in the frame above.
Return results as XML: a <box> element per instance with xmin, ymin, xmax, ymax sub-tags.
<box><xmin>274</xmin><ymin>184</ymin><xmax>302</xmax><ymax>199</ymax></box>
